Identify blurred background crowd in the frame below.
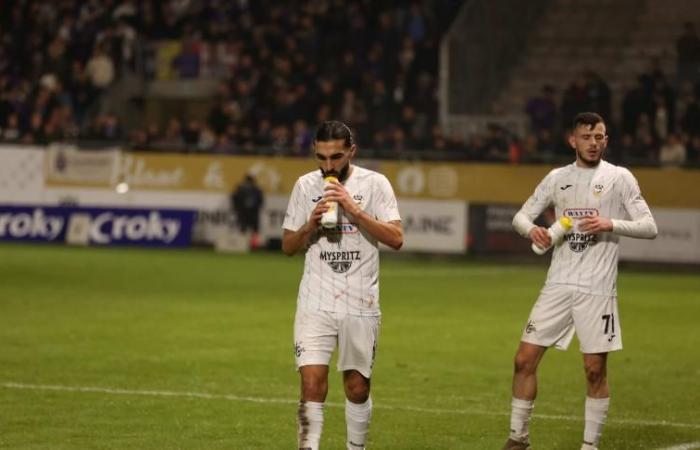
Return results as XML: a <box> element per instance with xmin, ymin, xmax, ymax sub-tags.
<box><xmin>1</xmin><ymin>0</ymin><xmax>699</xmax><ymax>167</ymax></box>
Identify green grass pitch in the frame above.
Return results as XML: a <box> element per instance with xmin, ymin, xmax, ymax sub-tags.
<box><xmin>0</xmin><ymin>243</ymin><xmax>698</xmax><ymax>449</ymax></box>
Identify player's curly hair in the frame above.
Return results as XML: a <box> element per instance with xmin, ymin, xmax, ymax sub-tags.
<box><xmin>314</xmin><ymin>120</ymin><xmax>355</xmax><ymax>148</ymax></box>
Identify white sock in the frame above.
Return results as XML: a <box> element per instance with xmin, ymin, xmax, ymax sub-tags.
<box><xmin>583</xmin><ymin>397</ymin><xmax>609</xmax><ymax>448</ymax></box>
<box><xmin>298</xmin><ymin>401</ymin><xmax>324</xmax><ymax>450</ymax></box>
<box><xmin>345</xmin><ymin>397</ymin><xmax>372</xmax><ymax>449</ymax></box>
<box><xmin>509</xmin><ymin>398</ymin><xmax>534</xmax><ymax>443</ymax></box>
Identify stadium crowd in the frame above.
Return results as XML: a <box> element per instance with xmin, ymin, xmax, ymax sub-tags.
<box><xmin>522</xmin><ymin>62</ymin><xmax>700</xmax><ymax>167</ymax></box>
<box><xmin>0</xmin><ymin>0</ymin><xmax>699</xmax><ymax>167</ymax></box>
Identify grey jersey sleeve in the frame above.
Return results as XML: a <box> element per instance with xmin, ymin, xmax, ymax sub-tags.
<box><xmin>611</xmin><ymin>168</ymin><xmax>658</xmax><ymax>239</ymax></box>
<box><xmin>512</xmin><ymin>170</ymin><xmax>556</xmax><ymax>238</ymax></box>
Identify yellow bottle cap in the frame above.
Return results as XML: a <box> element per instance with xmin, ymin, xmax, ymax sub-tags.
<box><xmin>559</xmin><ymin>216</ymin><xmax>573</xmax><ymax>229</ymax></box>
<box><xmin>324</xmin><ymin>176</ymin><xmax>338</xmax><ymax>183</ymax></box>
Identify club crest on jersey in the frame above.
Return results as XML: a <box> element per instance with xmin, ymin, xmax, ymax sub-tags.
<box><xmin>320</xmin><ymin>250</ymin><xmax>361</xmax><ymax>273</ymax></box>
<box><xmin>593</xmin><ymin>184</ymin><xmax>604</xmax><ymax>196</ymax></box>
<box><xmin>352</xmin><ymin>194</ymin><xmax>364</xmax><ymax>209</ymax></box>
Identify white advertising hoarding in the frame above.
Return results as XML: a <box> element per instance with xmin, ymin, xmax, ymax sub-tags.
<box><xmin>0</xmin><ymin>146</ymin><xmax>45</xmax><ymax>203</ymax></box>
<box><xmin>398</xmin><ymin>198</ymin><xmax>467</xmax><ymax>253</ymax></box>
<box><xmin>620</xmin><ymin>209</ymin><xmax>700</xmax><ymax>263</ymax></box>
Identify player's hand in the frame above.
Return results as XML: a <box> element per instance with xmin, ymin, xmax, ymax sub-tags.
<box><xmin>323</xmin><ymin>180</ymin><xmax>361</xmax><ymax>217</ymax></box>
<box><xmin>578</xmin><ymin>216</ymin><xmax>613</xmax><ymax>234</ymax></box>
<box><xmin>305</xmin><ymin>200</ymin><xmax>330</xmax><ymax>230</ymax></box>
<box><xmin>529</xmin><ymin>226</ymin><xmax>551</xmax><ymax>250</ymax></box>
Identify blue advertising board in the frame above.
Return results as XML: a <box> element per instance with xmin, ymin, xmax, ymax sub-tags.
<box><xmin>0</xmin><ymin>205</ymin><xmax>195</xmax><ymax>247</ymax></box>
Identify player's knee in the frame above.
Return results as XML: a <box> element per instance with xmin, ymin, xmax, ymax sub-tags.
<box><xmin>344</xmin><ymin>376</ymin><xmax>370</xmax><ymax>403</ymax></box>
<box><xmin>513</xmin><ymin>352</ymin><xmax>538</xmax><ymax>375</ymax></box>
<box><xmin>345</xmin><ymin>385</ymin><xmax>369</xmax><ymax>403</ymax></box>
<box><xmin>301</xmin><ymin>376</ymin><xmax>328</xmax><ymax>401</ymax></box>
<box><xmin>584</xmin><ymin>364</ymin><xmax>606</xmax><ymax>387</ymax></box>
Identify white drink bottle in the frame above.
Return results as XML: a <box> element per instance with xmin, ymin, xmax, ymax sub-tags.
<box><xmin>320</xmin><ymin>176</ymin><xmax>339</xmax><ymax>229</ymax></box>
<box><xmin>532</xmin><ymin>216</ymin><xmax>573</xmax><ymax>255</ymax></box>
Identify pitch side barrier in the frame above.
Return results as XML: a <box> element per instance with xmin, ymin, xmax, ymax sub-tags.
<box><xmin>0</xmin><ymin>205</ymin><xmax>196</xmax><ymax>247</ymax></box>
<box><xmin>33</xmin><ymin>144</ymin><xmax>700</xmax><ymax>208</ymax></box>
<box><xmin>1</xmin><ymin>145</ymin><xmax>699</xmax><ymax>260</ymax></box>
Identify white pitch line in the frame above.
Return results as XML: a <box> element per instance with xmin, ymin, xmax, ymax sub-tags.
<box><xmin>657</xmin><ymin>443</ymin><xmax>700</xmax><ymax>450</ymax></box>
<box><xmin>3</xmin><ymin>381</ymin><xmax>700</xmax><ymax>431</ymax></box>
<box><xmin>381</xmin><ymin>268</ymin><xmax>521</xmax><ymax>277</ymax></box>
<box><xmin>1</xmin><ymin>382</ymin><xmax>299</xmax><ymax>406</ymax></box>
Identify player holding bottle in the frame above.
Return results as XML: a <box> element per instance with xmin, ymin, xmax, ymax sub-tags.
<box><xmin>283</xmin><ymin>120</ymin><xmax>402</xmax><ymax>450</ymax></box>
<box><xmin>502</xmin><ymin>112</ymin><xmax>657</xmax><ymax>450</ymax></box>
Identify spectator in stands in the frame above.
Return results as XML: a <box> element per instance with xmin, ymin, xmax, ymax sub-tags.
<box><xmin>24</xmin><ymin>112</ymin><xmax>46</xmax><ymax>144</ymax></box>
<box><xmin>537</xmin><ymin>129</ymin><xmax>558</xmax><ymax>162</ymax></box>
<box><xmin>520</xmin><ymin>133</ymin><xmax>539</xmax><ymax>163</ymax></box>
<box><xmin>635</xmin><ymin>113</ymin><xmax>654</xmax><ymax>143</ymax></box>
<box><xmin>85</xmin><ymin>44</ymin><xmax>115</xmax><ymax>90</ymax></box>
<box><xmin>398</xmin><ymin>105</ymin><xmax>421</xmax><ymax>147</ymax></box>
<box><xmin>622</xmin><ymin>76</ymin><xmax>654</xmax><ymax>136</ymax></box>
<box><xmin>172</xmin><ymin>38</ymin><xmax>201</xmax><ymax>79</ymax></box>
<box><xmin>430</xmin><ymin>125</ymin><xmax>448</xmax><ymax>153</ymax></box>
<box><xmin>212</xmin><ymin>134</ymin><xmax>234</xmax><ymax>154</ymax></box>
<box><xmin>676</xmin><ymin>22</ymin><xmax>700</xmax><ymax>84</ymax></box>
<box><xmin>145</xmin><ymin>122</ymin><xmax>161</xmax><ymax>146</ymax></box>
<box><xmin>617</xmin><ymin>133</ymin><xmax>637</xmax><ymax>165</ymax></box>
<box><xmin>484</xmin><ymin>123</ymin><xmax>510</xmax><ymax>161</ymax></box>
<box><xmin>389</xmin><ymin>127</ymin><xmax>408</xmax><ymax>156</ymax></box>
<box><xmin>653</xmin><ymin>75</ymin><xmax>677</xmax><ymax>131</ymax></box>
<box><xmin>197</xmin><ymin>125</ymin><xmax>216</xmax><ymax>152</ymax></box>
<box><xmin>67</xmin><ymin>61</ymin><xmax>97</xmax><ymax>126</ymax></box>
<box><xmin>637</xmin><ymin>130</ymin><xmax>659</xmax><ymax>164</ymax></box>
<box><xmin>652</xmin><ymin>93</ymin><xmax>671</xmax><ymax>141</ymax></box>
<box><xmin>160</xmin><ymin>117</ymin><xmax>185</xmax><ymax>148</ymax></box>
<box><xmin>113</xmin><ymin>19</ymin><xmax>138</xmax><ymax>74</ymax></box>
<box><xmin>183</xmin><ymin>119</ymin><xmax>202</xmax><ymax>148</ymax></box>
<box><xmin>686</xmin><ymin>135</ymin><xmax>700</xmax><ymax>165</ymax></box>
<box><xmin>585</xmin><ymin>71</ymin><xmax>612</xmax><ymax>123</ymax></box>
<box><xmin>561</xmin><ymin>74</ymin><xmax>590</xmax><ymax>129</ymax></box>
<box><xmin>639</xmin><ymin>57</ymin><xmax>667</xmax><ymax>95</ymax></box>
<box><xmin>659</xmin><ymin>133</ymin><xmax>687</xmax><ymax>167</ymax></box>
<box><xmin>14</xmin><ymin>0</ymin><xmax>680</xmax><ymax>167</ymax></box>
<box><xmin>1</xmin><ymin>113</ymin><xmax>20</xmax><ymax>141</ymax></box>
<box><xmin>525</xmin><ymin>84</ymin><xmax>557</xmax><ymax>133</ymax></box>
<box><xmin>681</xmin><ymin>93</ymin><xmax>700</xmax><ymax>137</ymax></box>
<box><xmin>291</xmin><ymin>120</ymin><xmax>313</xmax><ymax>156</ymax></box>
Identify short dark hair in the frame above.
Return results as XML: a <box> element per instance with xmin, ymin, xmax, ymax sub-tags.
<box><xmin>572</xmin><ymin>112</ymin><xmax>605</xmax><ymax>131</ymax></box>
<box><xmin>314</xmin><ymin>120</ymin><xmax>355</xmax><ymax>148</ymax></box>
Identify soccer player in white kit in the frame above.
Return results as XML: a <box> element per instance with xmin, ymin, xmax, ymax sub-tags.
<box><xmin>282</xmin><ymin>121</ymin><xmax>403</xmax><ymax>450</ymax></box>
<box><xmin>502</xmin><ymin>113</ymin><xmax>657</xmax><ymax>450</ymax></box>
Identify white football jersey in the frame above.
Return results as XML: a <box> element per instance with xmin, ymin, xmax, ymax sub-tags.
<box><xmin>283</xmin><ymin>165</ymin><xmax>401</xmax><ymax>316</ymax></box>
<box><xmin>514</xmin><ymin>160</ymin><xmax>655</xmax><ymax>295</ymax></box>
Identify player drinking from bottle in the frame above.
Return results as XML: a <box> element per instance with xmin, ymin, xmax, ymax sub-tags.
<box><xmin>282</xmin><ymin>120</ymin><xmax>403</xmax><ymax>449</ymax></box>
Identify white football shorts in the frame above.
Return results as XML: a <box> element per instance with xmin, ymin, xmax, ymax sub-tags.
<box><xmin>294</xmin><ymin>307</ymin><xmax>380</xmax><ymax>379</ymax></box>
<box><xmin>521</xmin><ymin>284</ymin><xmax>622</xmax><ymax>354</ymax></box>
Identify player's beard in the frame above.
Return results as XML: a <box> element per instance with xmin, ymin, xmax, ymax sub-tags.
<box><xmin>321</xmin><ymin>162</ymin><xmax>350</xmax><ymax>182</ymax></box>
<box><xmin>576</xmin><ymin>146</ymin><xmax>603</xmax><ymax>167</ymax></box>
